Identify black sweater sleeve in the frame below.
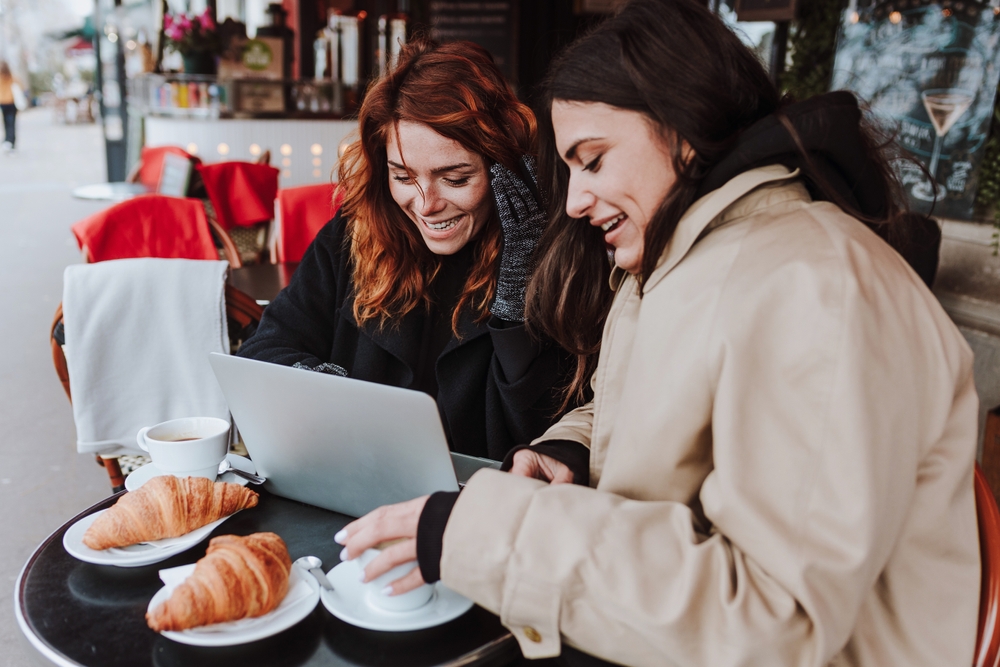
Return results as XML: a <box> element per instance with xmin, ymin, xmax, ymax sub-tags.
<box><xmin>236</xmin><ymin>216</ymin><xmax>345</xmax><ymax>367</ymax></box>
<box><xmin>482</xmin><ymin>317</ymin><xmax>575</xmax><ymax>459</ymax></box>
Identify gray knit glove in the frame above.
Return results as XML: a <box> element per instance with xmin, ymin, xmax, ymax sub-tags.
<box><xmin>489</xmin><ymin>156</ymin><xmax>546</xmax><ymax>322</ymax></box>
<box><xmin>293</xmin><ymin>361</ymin><xmax>348</xmax><ymax>377</ymax></box>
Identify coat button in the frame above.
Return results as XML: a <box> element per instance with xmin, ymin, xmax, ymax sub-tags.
<box><xmin>523</xmin><ymin>627</ymin><xmax>542</xmax><ymax>643</ymax></box>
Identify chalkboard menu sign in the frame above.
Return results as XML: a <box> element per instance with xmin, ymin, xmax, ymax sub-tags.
<box><xmin>429</xmin><ymin>1</ymin><xmax>517</xmax><ymax>80</ymax></box>
<box><xmin>831</xmin><ymin>2</ymin><xmax>1000</xmax><ymax>220</ymax></box>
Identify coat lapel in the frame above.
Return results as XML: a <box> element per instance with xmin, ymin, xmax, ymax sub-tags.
<box><xmin>645</xmin><ymin>165</ymin><xmax>800</xmax><ymax>291</ymax></box>
<box><xmin>342</xmin><ymin>292</ymin><xmax>490</xmax><ymax>380</ymax></box>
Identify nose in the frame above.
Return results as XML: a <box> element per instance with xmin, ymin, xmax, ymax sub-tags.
<box><xmin>416</xmin><ymin>184</ymin><xmax>445</xmax><ymax>217</ymax></box>
<box><xmin>565</xmin><ymin>172</ymin><xmax>595</xmax><ymax>220</ymax></box>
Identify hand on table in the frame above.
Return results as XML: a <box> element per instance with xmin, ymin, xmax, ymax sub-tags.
<box><xmin>509</xmin><ymin>448</ymin><xmax>575</xmax><ymax>484</ymax></box>
<box><xmin>334</xmin><ymin>495</ymin><xmax>429</xmax><ymax>595</ymax></box>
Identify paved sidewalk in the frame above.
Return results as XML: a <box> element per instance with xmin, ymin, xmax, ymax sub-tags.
<box><xmin>0</xmin><ymin>107</ymin><xmax>118</xmax><ymax>666</ymax></box>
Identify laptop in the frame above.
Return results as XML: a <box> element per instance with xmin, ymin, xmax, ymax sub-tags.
<box><xmin>208</xmin><ymin>353</ymin><xmax>500</xmax><ymax>517</ymax></box>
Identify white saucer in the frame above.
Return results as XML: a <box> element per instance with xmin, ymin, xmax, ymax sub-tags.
<box><xmin>125</xmin><ymin>454</ymin><xmax>257</xmax><ymax>492</ymax></box>
<box><xmin>62</xmin><ymin>511</ymin><xmax>231</xmax><ymax>568</ymax></box>
<box><xmin>320</xmin><ymin>560</ymin><xmax>474</xmax><ymax>632</ymax></box>
<box><xmin>149</xmin><ymin>563</ymin><xmax>319</xmax><ymax>646</ymax></box>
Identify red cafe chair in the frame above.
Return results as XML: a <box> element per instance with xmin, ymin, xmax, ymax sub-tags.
<box><xmin>63</xmin><ymin>194</ymin><xmax>250</xmax><ymax>491</ymax></box>
<box><xmin>274</xmin><ymin>183</ymin><xmax>345</xmax><ymax>263</ymax></box>
<box><xmin>71</xmin><ymin>194</ymin><xmax>241</xmax><ymax>267</ymax></box>
<box><xmin>976</xmin><ymin>457</ymin><xmax>1000</xmax><ymax>667</ymax></box>
<box><xmin>126</xmin><ymin>145</ymin><xmax>199</xmax><ymax>192</ymax></box>
<box><xmin>196</xmin><ymin>161</ymin><xmax>280</xmax><ymax>265</ymax></box>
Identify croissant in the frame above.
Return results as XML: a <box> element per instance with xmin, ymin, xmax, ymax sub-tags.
<box><xmin>146</xmin><ymin>532</ymin><xmax>291</xmax><ymax>631</ymax></box>
<box><xmin>82</xmin><ymin>475</ymin><xmax>259</xmax><ymax>550</ymax></box>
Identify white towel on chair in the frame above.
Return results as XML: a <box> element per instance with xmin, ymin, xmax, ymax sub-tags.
<box><xmin>62</xmin><ymin>258</ymin><xmax>231</xmax><ymax>456</ymax></box>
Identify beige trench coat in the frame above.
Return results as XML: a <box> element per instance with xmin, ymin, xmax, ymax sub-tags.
<box><xmin>440</xmin><ymin>166</ymin><xmax>980</xmax><ymax>666</ymax></box>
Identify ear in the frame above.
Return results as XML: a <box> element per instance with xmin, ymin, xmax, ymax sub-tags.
<box><xmin>680</xmin><ymin>140</ymin><xmax>696</xmax><ymax>164</ymax></box>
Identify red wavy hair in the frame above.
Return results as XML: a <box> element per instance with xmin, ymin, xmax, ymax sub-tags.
<box><xmin>337</xmin><ymin>39</ymin><xmax>536</xmax><ymax>331</ymax></box>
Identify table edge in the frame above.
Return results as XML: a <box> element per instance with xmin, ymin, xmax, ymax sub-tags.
<box><xmin>15</xmin><ymin>493</ymin><xmax>123</xmax><ymax>667</ymax></box>
<box><xmin>440</xmin><ymin>632</ymin><xmax>518</xmax><ymax>667</ymax></box>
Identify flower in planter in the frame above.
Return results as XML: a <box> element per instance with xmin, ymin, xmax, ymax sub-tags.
<box><xmin>163</xmin><ymin>9</ymin><xmax>220</xmax><ymax>56</ymax></box>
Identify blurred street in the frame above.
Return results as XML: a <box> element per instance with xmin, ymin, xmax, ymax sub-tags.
<box><xmin>0</xmin><ymin>106</ymin><xmax>115</xmax><ymax>666</ymax></box>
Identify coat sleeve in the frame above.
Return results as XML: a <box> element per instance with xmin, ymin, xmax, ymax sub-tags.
<box><xmin>236</xmin><ymin>217</ymin><xmax>345</xmax><ymax>367</ymax></box>
<box><xmin>439</xmin><ymin>229</ymin><xmax>979</xmax><ymax>666</ymax></box>
<box><xmin>482</xmin><ymin>318</ymin><xmax>580</xmax><ymax>456</ymax></box>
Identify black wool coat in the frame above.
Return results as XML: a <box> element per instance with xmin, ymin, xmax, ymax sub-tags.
<box><xmin>237</xmin><ymin>214</ymin><xmax>572</xmax><ymax>461</ymax></box>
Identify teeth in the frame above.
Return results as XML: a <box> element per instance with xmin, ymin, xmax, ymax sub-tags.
<box><xmin>425</xmin><ymin>215</ymin><xmax>461</xmax><ymax>231</ymax></box>
<box><xmin>601</xmin><ymin>213</ymin><xmax>625</xmax><ymax>232</ymax></box>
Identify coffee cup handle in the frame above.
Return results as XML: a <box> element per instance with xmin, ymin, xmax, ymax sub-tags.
<box><xmin>136</xmin><ymin>426</ymin><xmax>152</xmax><ymax>452</ymax></box>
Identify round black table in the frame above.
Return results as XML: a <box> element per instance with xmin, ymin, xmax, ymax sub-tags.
<box><xmin>71</xmin><ymin>183</ymin><xmax>153</xmax><ymax>201</ymax></box>
<box><xmin>16</xmin><ymin>488</ymin><xmax>519</xmax><ymax>667</ymax></box>
<box><xmin>228</xmin><ymin>262</ymin><xmax>299</xmax><ymax>305</ymax></box>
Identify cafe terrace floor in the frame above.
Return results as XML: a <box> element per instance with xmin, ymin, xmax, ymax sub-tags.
<box><xmin>0</xmin><ymin>107</ymin><xmax>112</xmax><ymax>667</ymax></box>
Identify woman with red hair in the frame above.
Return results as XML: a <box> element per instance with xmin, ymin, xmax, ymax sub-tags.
<box><xmin>238</xmin><ymin>39</ymin><xmax>576</xmax><ymax>463</ymax></box>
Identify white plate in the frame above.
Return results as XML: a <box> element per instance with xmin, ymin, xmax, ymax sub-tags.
<box><xmin>124</xmin><ymin>454</ymin><xmax>257</xmax><ymax>492</ymax></box>
<box><xmin>321</xmin><ymin>560</ymin><xmax>474</xmax><ymax>632</ymax></box>
<box><xmin>63</xmin><ymin>510</ymin><xmax>232</xmax><ymax>568</ymax></box>
<box><xmin>148</xmin><ymin>564</ymin><xmax>320</xmax><ymax>646</ymax></box>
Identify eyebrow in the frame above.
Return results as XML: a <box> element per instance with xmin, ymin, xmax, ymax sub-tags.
<box><xmin>387</xmin><ymin>160</ymin><xmax>475</xmax><ymax>174</ymax></box>
<box><xmin>563</xmin><ymin>137</ymin><xmax>602</xmax><ymax>161</ymax></box>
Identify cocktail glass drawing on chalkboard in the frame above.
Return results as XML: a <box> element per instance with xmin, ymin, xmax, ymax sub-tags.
<box><xmin>911</xmin><ymin>88</ymin><xmax>975</xmax><ymax>202</ymax></box>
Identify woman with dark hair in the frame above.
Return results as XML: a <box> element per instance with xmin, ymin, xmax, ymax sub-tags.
<box><xmin>335</xmin><ymin>1</ymin><xmax>978</xmax><ymax>665</ymax></box>
<box><xmin>238</xmin><ymin>39</ymin><xmax>571</xmax><ymax>461</ymax></box>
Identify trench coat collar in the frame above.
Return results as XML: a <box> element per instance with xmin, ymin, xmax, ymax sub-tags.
<box><xmin>636</xmin><ymin>165</ymin><xmax>803</xmax><ymax>292</ymax></box>
<box><xmin>342</xmin><ymin>294</ymin><xmax>490</xmax><ymax>382</ymax></box>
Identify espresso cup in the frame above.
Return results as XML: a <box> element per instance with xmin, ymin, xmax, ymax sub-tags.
<box><xmin>135</xmin><ymin>417</ymin><xmax>230</xmax><ymax>480</ymax></box>
<box><xmin>356</xmin><ymin>546</ymin><xmax>434</xmax><ymax>612</ymax></box>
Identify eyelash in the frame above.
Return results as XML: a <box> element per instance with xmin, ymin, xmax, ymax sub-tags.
<box><xmin>583</xmin><ymin>155</ymin><xmax>602</xmax><ymax>173</ymax></box>
<box><xmin>392</xmin><ymin>175</ymin><xmax>470</xmax><ymax>186</ymax></box>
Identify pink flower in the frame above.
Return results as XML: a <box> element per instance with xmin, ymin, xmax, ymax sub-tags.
<box><xmin>163</xmin><ymin>14</ymin><xmax>173</xmax><ymax>30</ymax></box>
<box><xmin>165</xmin><ymin>25</ymin><xmax>185</xmax><ymax>41</ymax></box>
<box><xmin>198</xmin><ymin>9</ymin><xmax>216</xmax><ymax>32</ymax></box>
<box><xmin>175</xmin><ymin>14</ymin><xmax>192</xmax><ymax>32</ymax></box>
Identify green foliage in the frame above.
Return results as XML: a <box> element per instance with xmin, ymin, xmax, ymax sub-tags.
<box><xmin>781</xmin><ymin>0</ymin><xmax>844</xmax><ymax>102</ymax></box>
<box><xmin>975</xmin><ymin>89</ymin><xmax>1000</xmax><ymax>253</ymax></box>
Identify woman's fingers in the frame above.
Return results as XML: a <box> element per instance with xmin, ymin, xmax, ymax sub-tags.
<box><xmin>385</xmin><ymin>558</ymin><xmax>429</xmax><ymax>595</ymax></box>
<box><xmin>335</xmin><ymin>496</ymin><xmax>427</xmax><ymax>560</ymax></box>
<box><xmin>547</xmin><ymin>460</ymin><xmax>575</xmax><ymax>485</ymax></box>
<box><xmin>361</xmin><ymin>537</ymin><xmax>418</xmax><ymax>583</ymax></box>
<box><xmin>508</xmin><ymin>449</ymin><xmax>544</xmax><ymax>479</ymax></box>
<box><xmin>509</xmin><ymin>449</ymin><xmax>575</xmax><ymax>485</ymax></box>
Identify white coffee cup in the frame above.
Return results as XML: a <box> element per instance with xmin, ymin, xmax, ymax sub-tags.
<box><xmin>135</xmin><ymin>417</ymin><xmax>230</xmax><ymax>480</ymax></box>
<box><xmin>356</xmin><ymin>547</ymin><xmax>434</xmax><ymax>612</ymax></box>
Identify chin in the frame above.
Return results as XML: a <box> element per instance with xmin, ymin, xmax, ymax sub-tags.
<box><xmin>421</xmin><ymin>233</ymin><xmax>467</xmax><ymax>256</ymax></box>
<box><xmin>614</xmin><ymin>252</ymin><xmax>642</xmax><ymax>275</ymax></box>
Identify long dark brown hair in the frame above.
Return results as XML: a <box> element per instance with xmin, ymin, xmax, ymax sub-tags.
<box><xmin>338</xmin><ymin>38</ymin><xmax>535</xmax><ymax>332</ymax></box>
<box><xmin>527</xmin><ymin>0</ymin><xmax>909</xmax><ymax>406</ymax></box>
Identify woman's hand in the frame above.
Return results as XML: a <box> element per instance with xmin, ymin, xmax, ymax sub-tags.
<box><xmin>334</xmin><ymin>495</ymin><xmax>429</xmax><ymax>595</ymax></box>
<box><xmin>509</xmin><ymin>448</ymin><xmax>575</xmax><ymax>484</ymax></box>
<box><xmin>489</xmin><ymin>155</ymin><xmax>547</xmax><ymax>322</ymax></box>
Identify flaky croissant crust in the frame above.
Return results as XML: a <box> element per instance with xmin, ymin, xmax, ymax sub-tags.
<box><xmin>146</xmin><ymin>532</ymin><xmax>291</xmax><ymax>632</ymax></box>
<box><xmin>82</xmin><ymin>475</ymin><xmax>259</xmax><ymax>550</ymax></box>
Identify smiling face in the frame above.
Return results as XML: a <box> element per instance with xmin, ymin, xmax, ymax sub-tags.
<box><xmin>552</xmin><ymin>100</ymin><xmax>679</xmax><ymax>274</ymax></box>
<box><xmin>386</xmin><ymin>121</ymin><xmax>493</xmax><ymax>256</ymax></box>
